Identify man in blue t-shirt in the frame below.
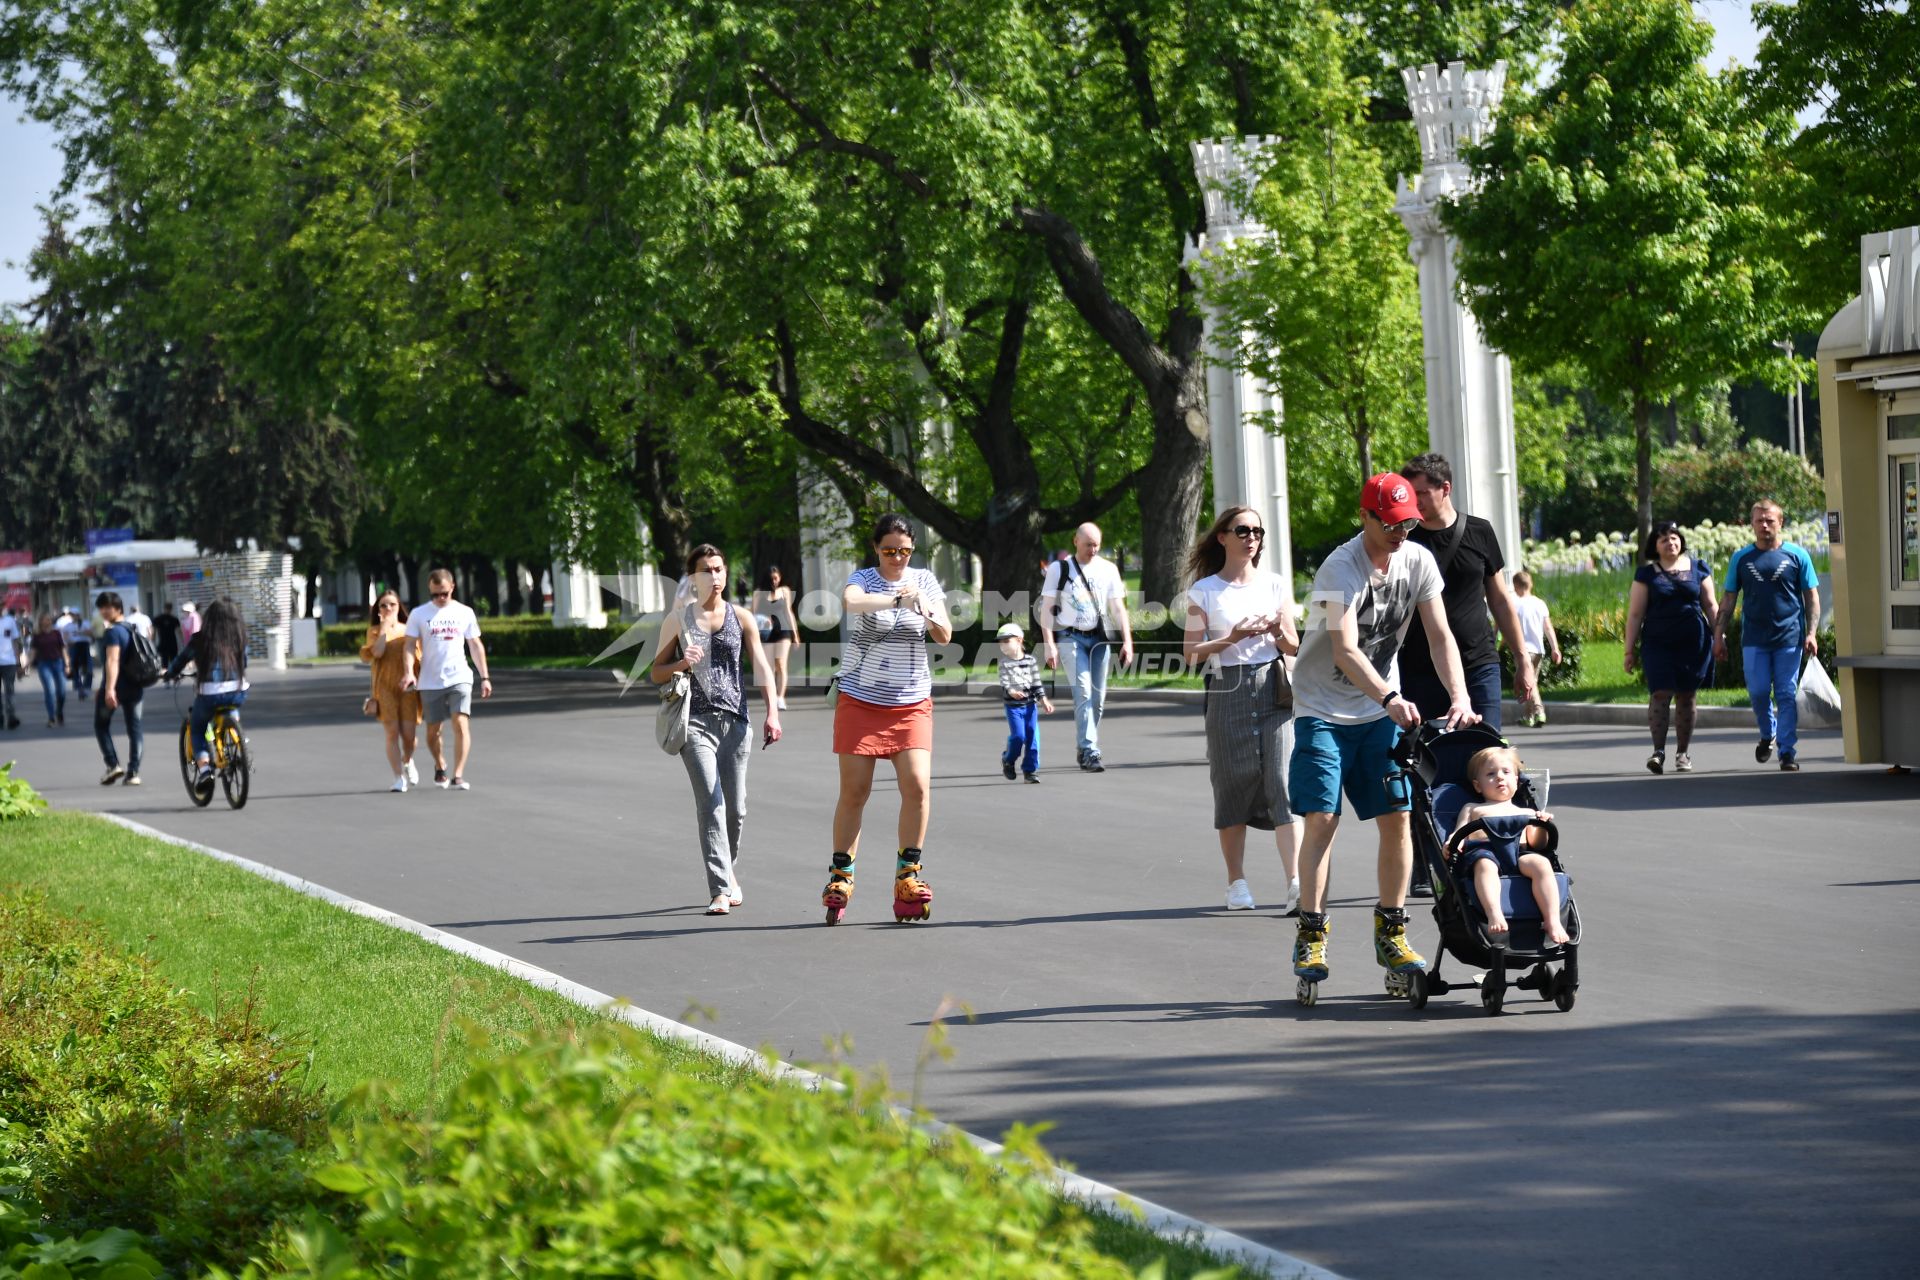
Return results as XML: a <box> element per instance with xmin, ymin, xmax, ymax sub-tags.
<box><xmin>1715</xmin><ymin>500</ymin><xmax>1821</xmax><ymax>771</ymax></box>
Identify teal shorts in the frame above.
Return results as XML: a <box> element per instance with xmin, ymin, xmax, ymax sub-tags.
<box><xmin>1288</xmin><ymin>715</ymin><xmax>1409</xmax><ymax>821</ymax></box>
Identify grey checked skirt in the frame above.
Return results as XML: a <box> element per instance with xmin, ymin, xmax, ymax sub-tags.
<box><xmin>1204</xmin><ymin>659</ymin><xmax>1295</xmax><ymax>831</ymax></box>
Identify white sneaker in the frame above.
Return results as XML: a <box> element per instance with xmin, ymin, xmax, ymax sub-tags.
<box><xmin>727</xmin><ymin>873</ymin><xmax>743</xmax><ymax>906</ymax></box>
<box><xmin>404</xmin><ymin>759</ymin><xmax>419</xmax><ymax>785</ymax></box>
<box><xmin>1225</xmin><ymin>879</ymin><xmax>1256</xmax><ymax>911</ymax></box>
<box><xmin>450</xmin><ymin>777</ymin><xmax>471</xmax><ymax>791</ymax></box>
<box><xmin>1283</xmin><ymin>877</ymin><xmax>1301</xmax><ymax>917</ymax></box>
<box><xmin>776</xmin><ymin>697</ymin><xmax>788</xmax><ymax>711</ymax></box>
<box><xmin>390</xmin><ymin>774</ymin><xmax>409</xmax><ymax>793</ymax></box>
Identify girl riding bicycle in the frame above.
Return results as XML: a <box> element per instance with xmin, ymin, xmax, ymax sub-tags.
<box><xmin>164</xmin><ymin>600</ymin><xmax>250</xmax><ymax>788</ymax></box>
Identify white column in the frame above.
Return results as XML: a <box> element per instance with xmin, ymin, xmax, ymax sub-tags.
<box><xmin>1185</xmin><ymin>136</ymin><xmax>1294</xmax><ymax>587</ymax></box>
<box><xmin>1394</xmin><ymin>61</ymin><xmax>1523</xmax><ymax>569</ymax></box>
<box><xmin>798</xmin><ymin>460</ymin><xmax>856</xmax><ymax>628</ymax></box>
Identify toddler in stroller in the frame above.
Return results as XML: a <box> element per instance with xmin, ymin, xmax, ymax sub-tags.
<box><xmin>1452</xmin><ymin>747</ymin><xmax>1570</xmax><ymax>948</ymax></box>
<box><xmin>1400</xmin><ymin>722</ymin><xmax>1581</xmax><ymax>1015</ymax></box>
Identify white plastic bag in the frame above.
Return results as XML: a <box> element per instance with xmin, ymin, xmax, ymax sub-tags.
<box><xmin>656</xmin><ymin>670</ymin><xmax>691</xmax><ymax>754</ymax></box>
<box><xmin>1796</xmin><ymin>657</ymin><xmax>1843</xmax><ymax>730</ymax></box>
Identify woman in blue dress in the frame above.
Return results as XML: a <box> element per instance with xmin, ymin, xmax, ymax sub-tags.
<box><xmin>1624</xmin><ymin>520</ymin><xmax>1718</xmax><ymax>774</ymax></box>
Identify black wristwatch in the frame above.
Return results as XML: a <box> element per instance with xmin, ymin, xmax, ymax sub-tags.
<box><xmin>1380</xmin><ymin>689</ymin><xmax>1399</xmax><ymax>708</ymax></box>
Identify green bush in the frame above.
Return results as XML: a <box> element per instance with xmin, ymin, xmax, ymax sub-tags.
<box><xmin>249</xmin><ymin>1023</ymin><xmax>1139</xmax><ymax>1279</ymax></box>
<box><xmin>1654</xmin><ymin>441</ymin><xmax>1827</xmax><ymax>525</ymax></box>
<box><xmin>0</xmin><ymin>892</ymin><xmax>326</xmax><ymax>1272</ymax></box>
<box><xmin>0</xmin><ymin>764</ymin><xmax>44</xmax><ymax>822</ymax></box>
<box><xmin>1500</xmin><ymin>627</ymin><xmax>1585</xmax><ymax>693</ymax></box>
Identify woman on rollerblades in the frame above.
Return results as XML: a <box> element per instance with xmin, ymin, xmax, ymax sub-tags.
<box><xmin>822</xmin><ymin>514</ymin><xmax>952</xmax><ymax>924</ymax></box>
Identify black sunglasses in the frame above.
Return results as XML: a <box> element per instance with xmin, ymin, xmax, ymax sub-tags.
<box><xmin>1229</xmin><ymin>525</ymin><xmax>1265</xmax><ymax>539</ymax></box>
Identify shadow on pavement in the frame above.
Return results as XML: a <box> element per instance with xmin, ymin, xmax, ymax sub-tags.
<box><xmin>1554</xmin><ymin>768</ymin><xmax>1920</xmax><ymax>813</ymax></box>
<box><xmin>947</xmin><ymin>1006</ymin><xmax>1920</xmax><ymax>1279</ymax></box>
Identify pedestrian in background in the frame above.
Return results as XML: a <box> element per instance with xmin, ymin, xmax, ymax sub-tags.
<box><xmin>1715</xmin><ymin>500</ymin><xmax>1820</xmax><ymax>772</ymax></box>
<box><xmin>30</xmin><ymin>614</ymin><xmax>66</xmax><ymax>727</ymax></box>
<box><xmin>1624</xmin><ymin>520</ymin><xmax>1716</xmax><ymax>774</ymax></box>
<box><xmin>751</xmin><ymin>564</ymin><xmax>799</xmax><ymax>711</ymax></box>
<box><xmin>0</xmin><ymin>607</ymin><xmax>20</xmax><ymax>730</ymax></box>
<box><xmin>93</xmin><ymin>591</ymin><xmax>145</xmax><ymax>786</ymax></box>
<box><xmin>1183</xmin><ymin>505</ymin><xmax>1301</xmax><ymax>915</ymax></box>
<box><xmin>652</xmin><ymin>544</ymin><xmax>783</xmax><ymax>915</ymax></box>
<box><xmin>155</xmin><ymin>601</ymin><xmax>184</xmax><ymax>666</ymax></box>
<box><xmin>1510</xmin><ymin>572</ymin><xmax>1560</xmax><ymax>727</ymax></box>
<box><xmin>1038</xmin><ymin>522</ymin><xmax>1134</xmax><ymax>772</ymax></box>
<box><xmin>400</xmin><ymin>568</ymin><xmax>493</xmax><ymax>790</ymax></box>
<box><xmin>361</xmin><ymin>589</ymin><xmax>423</xmax><ymax>793</ymax></box>
<box><xmin>60</xmin><ymin>609</ymin><xmax>93</xmax><ymax>700</ymax></box>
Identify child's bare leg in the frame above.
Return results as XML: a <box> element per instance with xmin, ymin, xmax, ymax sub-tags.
<box><xmin>1521</xmin><ymin>854</ymin><xmax>1569</xmax><ymax>944</ymax></box>
<box><xmin>1472</xmin><ymin>860</ymin><xmax>1508</xmax><ymax>936</ymax></box>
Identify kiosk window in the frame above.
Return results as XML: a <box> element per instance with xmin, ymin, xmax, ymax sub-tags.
<box><xmin>1892</xmin><ymin>413</ymin><xmax>1920</xmax><ymax>441</ymax></box>
<box><xmin>1898</xmin><ymin>457</ymin><xmax>1920</xmax><ymax>587</ymax></box>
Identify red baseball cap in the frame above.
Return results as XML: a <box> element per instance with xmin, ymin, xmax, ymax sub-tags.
<box><xmin>1360</xmin><ymin>472</ymin><xmax>1420</xmax><ymax>524</ymax></box>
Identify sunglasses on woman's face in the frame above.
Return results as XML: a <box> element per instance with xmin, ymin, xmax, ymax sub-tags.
<box><xmin>878</xmin><ymin>547</ymin><xmax>914</xmax><ymax>559</ymax></box>
<box><xmin>1229</xmin><ymin>525</ymin><xmax>1265</xmax><ymax>539</ymax></box>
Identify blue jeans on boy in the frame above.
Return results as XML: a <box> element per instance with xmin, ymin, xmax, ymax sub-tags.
<box><xmin>1003</xmin><ymin>699</ymin><xmax>1040</xmax><ymax>775</ymax></box>
<box><xmin>1064</xmin><ymin>629</ymin><xmax>1109</xmax><ymax>761</ymax></box>
<box><xmin>1744</xmin><ymin>645</ymin><xmax>1801</xmax><ymax>757</ymax></box>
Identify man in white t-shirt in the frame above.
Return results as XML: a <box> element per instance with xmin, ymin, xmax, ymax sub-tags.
<box><xmin>0</xmin><ymin>609</ymin><xmax>21</xmax><ymax>730</ymax></box>
<box><xmin>1038</xmin><ymin>523</ymin><xmax>1134</xmax><ymax>772</ymax></box>
<box><xmin>124</xmin><ymin>602</ymin><xmax>154</xmax><ymax>641</ymax></box>
<box><xmin>400</xmin><ymin>568</ymin><xmax>493</xmax><ymax>790</ymax></box>
<box><xmin>1287</xmin><ymin>473</ymin><xmax>1478</xmax><ymax>1000</ymax></box>
<box><xmin>58</xmin><ymin>610</ymin><xmax>93</xmax><ymax>699</ymax></box>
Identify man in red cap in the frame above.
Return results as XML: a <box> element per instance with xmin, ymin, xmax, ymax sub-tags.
<box><xmin>1285</xmin><ymin>472</ymin><xmax>1479</xmax><ymax>1001</ymax></box>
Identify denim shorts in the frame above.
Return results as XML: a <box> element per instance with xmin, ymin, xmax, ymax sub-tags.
<box><xmin>1288</xmin><ymin>715</ymin><xmax>1408</xmax><ymax>821</ymax></box>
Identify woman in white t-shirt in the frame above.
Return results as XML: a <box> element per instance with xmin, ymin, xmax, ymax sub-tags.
<box><xmin>822</xmin><ymin>514</ymin><xmax>952</xmax><ymax>925</ymax></box>
<box><xmin>1182</xmin><ymin>506</ymin><xmax>1302</xmax><ymax>915</ymax></box>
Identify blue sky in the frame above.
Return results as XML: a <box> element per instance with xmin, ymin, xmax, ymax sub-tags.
<box><xmin>0</xmin><ymin>3</ymin><xmax>1769</xmax><ymax>313</ymax></box>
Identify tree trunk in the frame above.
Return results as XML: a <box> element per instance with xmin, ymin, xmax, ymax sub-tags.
<box><xmin>1663</xmin><ymin>402</ymin><xmax>1679</xmax><ymax>448</ymax></box>
<box><xmin>1137</xmin><ymin>405</ymin><xmax>1210</xmax><ymax>608</ymax></box>
<box><xmin>1634</xmin><ymin>396</ymin><xmax>1653</xmax><ymax>550</ymax></box>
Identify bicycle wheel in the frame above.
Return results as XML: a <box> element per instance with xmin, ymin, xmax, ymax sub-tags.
<box><xmin>219</xmin><ymin>719</ymin><xmax>250</xmax><ymax>809</ymax></box>
<box><xmin>181</xmin><ymin>718</ymin><xmax>212</xmax><ymax>808</ymax></box>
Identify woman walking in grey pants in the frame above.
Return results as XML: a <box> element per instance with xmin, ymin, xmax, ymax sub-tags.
<box><xmin>651</xmin><ymin>544</ymin><xmax>784</xmax><ymax>914</ymax></box>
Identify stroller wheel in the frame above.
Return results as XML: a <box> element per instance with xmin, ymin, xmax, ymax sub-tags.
<box><xmin>1408</xmin><ymin>969</ymin><xmax>1430</xmax><ymax>1010</ymax></box>
<box><xmin>1552</xmin><ymin>971</ymin><xmax>1577</xmax><ymax>1013</ymax></box>
<box><xmin>1537</xmin><ymin>966</ymin><xmax>1558</xmax><ymax>1002</ymax></box>
<box><xmin>1481</xmin><ymin>984</ymin><xmax>1505</xmax><ymax>1016</ymax></box>
<box><xmin>1296</xmin><ymin>978</ymin><xmax>1319</xmax><ymax>1007</ymax></box>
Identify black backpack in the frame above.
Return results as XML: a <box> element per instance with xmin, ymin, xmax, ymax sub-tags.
<box><xmin>122</xmin><ymin>626</ymin><xmax>165</xmax><ymax>687</ymax></box>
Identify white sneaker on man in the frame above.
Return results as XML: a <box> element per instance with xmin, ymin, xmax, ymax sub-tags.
<box><xmin>1283</xmin><ymin>877</ymin><xmax>1301</xmax><ymax>917</ymax></box>
<box><xmin>404</xmin><ymin>759</ymin><xmax>420</xmax><ymax>786</ymax></box>
<box><xmin>391</xmin><ymin>774</ymin><xmax>409</xmax><ymax>793</ymax></box>
<box><xmin>1225</xmin><ymin>879</ymin><xmax>1256</xmax><ymax>911</ymax></box>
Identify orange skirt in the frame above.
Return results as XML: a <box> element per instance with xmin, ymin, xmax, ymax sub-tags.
<box><xmin>833</xmin><ymin>694</ymin><xmax>933</xmax><ymax>756</ymax></box>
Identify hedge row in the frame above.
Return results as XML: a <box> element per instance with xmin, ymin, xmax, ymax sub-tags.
<box><xmin>0</xmin><ymin>891</ymin><xmax>1168</xmax><ymax>1278</ymax></box>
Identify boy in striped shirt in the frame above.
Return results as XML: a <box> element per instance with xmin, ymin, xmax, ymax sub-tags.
<box><xmin>996</xmin><ymin>622</ymin><xmax>1054</xmax><ymax>782</ymax></box>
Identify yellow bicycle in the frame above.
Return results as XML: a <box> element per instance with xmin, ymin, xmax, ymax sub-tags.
<box><xmin>177</xmin><ymin>698</ymin><xmax>250</xmax><ymax>810</ymax></box>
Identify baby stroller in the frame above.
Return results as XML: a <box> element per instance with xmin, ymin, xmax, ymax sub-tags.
<box><xmin>1393</xmin><ymin>722</ymin><xmax>1582</xmax><ymax>1016</ymax></box>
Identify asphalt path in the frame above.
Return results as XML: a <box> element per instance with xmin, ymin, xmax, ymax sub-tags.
<box><xmin>9</xmin><ymin>666</ymin><xmax>1918</xmax><ymax>1279</ymax></box>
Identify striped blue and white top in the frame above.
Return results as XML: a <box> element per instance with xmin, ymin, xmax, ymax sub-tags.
<box><xmin>838</xmin><ymin>566</ymin><xmax>946</xmax><ymax>707</ymax></box>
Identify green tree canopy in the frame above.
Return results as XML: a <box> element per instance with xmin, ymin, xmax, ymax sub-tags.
<box><xmin>1445</xmin><ymin>0</ymin><xmax>1809</xmax><ymax>546</ymax></box>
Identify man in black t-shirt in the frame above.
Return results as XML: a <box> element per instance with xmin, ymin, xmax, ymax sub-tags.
<box><xmin>1396</xmin><ymin>453</ymin><xmax>1534</xmax><ymax>732</ymax></box>
<box><xmin>155</xmin><ymin>602</ymin><xmax>184</xmax><ymax>666</ymax></box>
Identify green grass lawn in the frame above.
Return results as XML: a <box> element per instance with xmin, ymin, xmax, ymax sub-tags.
<box><xmin>1558</xmin><ymin>641</ymin><xmax>1752</xmax><ymax>706</ymax></box>
<box><xmin>0</xmin><ymin>810</ymin><xmax>1267</xmax><ymax>1278</ymax></box>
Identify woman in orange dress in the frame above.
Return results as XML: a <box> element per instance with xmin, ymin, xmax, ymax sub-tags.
<box><xmin>360</xmin><ymin>589</ymin><xmax>424</xmax><ymax>792</ymax></box>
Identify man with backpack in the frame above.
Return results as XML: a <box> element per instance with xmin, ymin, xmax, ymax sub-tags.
<box><xmin>95</xmin><ymin>591</ymin><xmax>162</xmax><ymax>786</ymax></box>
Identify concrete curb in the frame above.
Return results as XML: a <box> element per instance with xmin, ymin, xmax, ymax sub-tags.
<box><xmin>98</xmin><ymin>813</ymin><xmax>1339</xmax><ymax>1280</ymax></box>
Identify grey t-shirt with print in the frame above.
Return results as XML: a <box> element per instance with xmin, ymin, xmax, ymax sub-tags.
<box><xmin>1291</xmin><ymin>533</ymin><xmax>1443</xmax><ymax>726</ymax></box>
